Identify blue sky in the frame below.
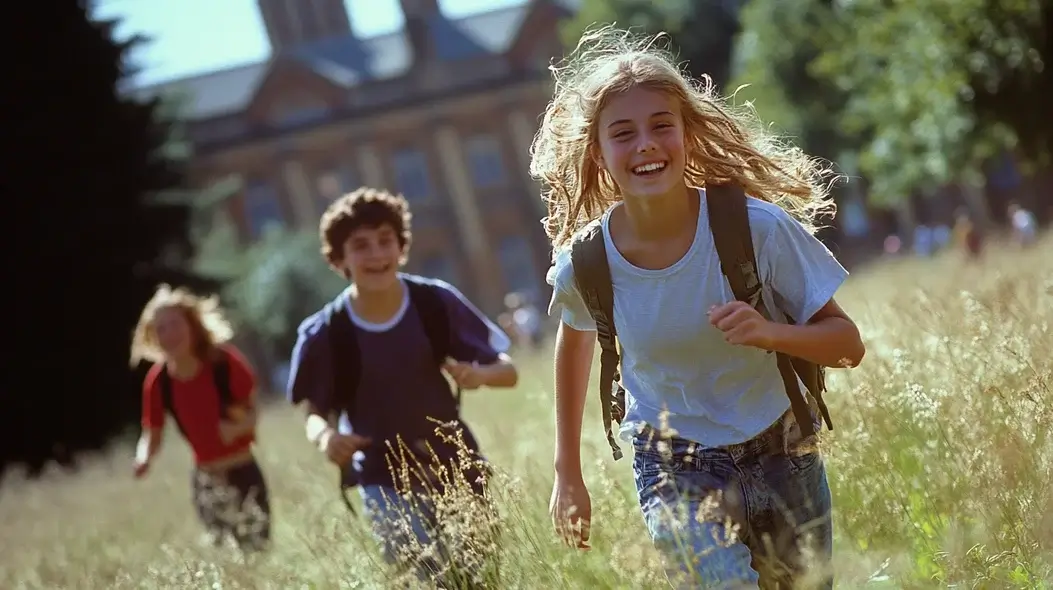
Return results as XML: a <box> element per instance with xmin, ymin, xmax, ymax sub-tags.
<box><xmin>96</xmin><ymin>0</ymin><xmax>524</xmax><ymax>87</ymax></box>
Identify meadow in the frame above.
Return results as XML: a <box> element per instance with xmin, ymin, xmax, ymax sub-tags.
<box><xmin>1</xmin><ymin>237</ymin><xmax>1050</xmax><ymax>589</ymax></box>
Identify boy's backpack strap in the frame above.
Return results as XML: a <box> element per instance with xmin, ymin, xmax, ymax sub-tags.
<box><xmin>327</xmin><ymin>299</ymin><xmax>360</xmax><ymax>421</ymax></box>
<box><xmin>404</xmin><ymin>279</ymin><xmax>461</xmax><ymax>407</ymax></box>
<box><xmin>570</xmin><ymin>223</ymin><xmax>625</xmax><ymax>461</ymax></box>
<box><xmin>325</xmin><ymin>298</ymin><xmax>362</xmax><ymax>513</ymax></box>
<box><xmin>705</xmin><ymin>183</ymin><xmax>832</xmax><ymax>438</ymax></box>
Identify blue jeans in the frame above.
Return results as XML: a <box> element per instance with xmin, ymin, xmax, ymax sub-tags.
<box><xmin>632</xmin><ymin>410</ymin><xmax>834</xmax><ymax>589</ymax></box>
<box><xmin>359</xmin><ymin>484</ymin><xmax>495</xmax><ymax>588</ymax></box>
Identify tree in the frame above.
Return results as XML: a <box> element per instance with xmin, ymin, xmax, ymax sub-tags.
<box><xmin>561</xmin><ymin>0</ymin><xmax>744</xmax><ymax>91</ymax></box>
<box><xmin>728</xmin><ymin>0</ymin><xmax>855</xmax><ymax>167</ymax></box>
<box><xmin>192</xmin><ymin>219</ymin><xmax>345</xmax><ymax>366</ymax></box>
<box><xmin>808</xmin><ymin>0</ymin><xmax>1049</xmax><ymax>209</ymax></box>
<box><xmin>3</xmin><ymin>2</ymin><xmax>195</xmax><ymax>476</ymax></box>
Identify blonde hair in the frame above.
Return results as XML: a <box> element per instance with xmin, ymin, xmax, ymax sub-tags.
<box><xmin>129</xmin><ymin>283</ymin><xmax>235</xmax><ymax>367</ymax></box>
<box><xmin>530</xmin><ymin>25</ymin><xmax>839</xmax><ymax>249</ymax></box>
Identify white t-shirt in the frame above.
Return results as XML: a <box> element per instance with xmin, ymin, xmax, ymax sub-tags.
<box><xmin>546</xmin><ymin>188</ymin><xmax>849</xmax><ymax>447</ymax></box>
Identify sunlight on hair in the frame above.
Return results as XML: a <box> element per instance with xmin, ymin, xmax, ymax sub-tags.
<box><xmin>530</xmin><ymin>23</ymin><xmax>841</xmax><ymax>250</ymax></box>
<box><xmin>129</xmin><ymin>283</ymin><xmax>234</xmax><ymax>367</ymax></box>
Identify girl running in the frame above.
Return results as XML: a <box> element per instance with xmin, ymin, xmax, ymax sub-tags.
<box><xmin>130</xmin><ymin>284</ymin><xmax>271</xmax><ymax>552</ymax></box>
<box><xmin>533</xmin><ymin>26</ymin><xmax>866</xmax><ymax>589</ymax></box>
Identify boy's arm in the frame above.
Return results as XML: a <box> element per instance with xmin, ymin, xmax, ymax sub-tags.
<box><xmin>286</xmin><ymin>320</ymin><xmax>344</xmax><ymax>448</ymax></box>
<box><xmin>439</xmin><ymin>282</ymin><xmax>518</xmax><ymax>388</ymax></box>
<box><xmin>477</xmin><ymin>353</ymin><xmax>518</xmax><ymax>387</ymax></box>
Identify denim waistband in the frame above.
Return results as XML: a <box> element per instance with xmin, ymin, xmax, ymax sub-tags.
<box><xmin>632</xmin><ymin>408</ymin><xmax>815</xmax><ymax>463</ymax></box>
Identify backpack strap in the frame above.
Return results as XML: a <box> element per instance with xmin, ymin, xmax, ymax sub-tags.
<box><xmin>705</xmin><ymin>183</ymin><xmax>833</xmax><ymax>438</ymax></box>
<box><xmin>570</xmin><ymin>223</ymin><xmax>625</xmax><ymax>461</ymax></box>
<box><xmin>327</xmin><ymin>299</ymin><xmax>360</xmax><ymax>421</ymax></box>
<box><xmin>158</xmin><ymin>369</ymin><xmax>190</xmax><ymax>441</ymax></box>
<box><xmin>325</xmin><ymin>298</ymin><xmax>362</xmax><ymax>513</ymax></box>
<box><xmin>211</xmin><ymin>352</ymin><xmax>233</xmax><ymax>419</ymax></box>
<box><xmin>404</xmin><ymin>278</ymin><xmax>461</xmax><ymax>407</ymax></box>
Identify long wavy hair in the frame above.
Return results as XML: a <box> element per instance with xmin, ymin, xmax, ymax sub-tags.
<box><xmin>129</xmin><ymin>283</ymin><xmax>234</xmax><ymax>367</ymax></box>
<box><xmin>530</xmin><ymin>24</ymin><xmax>840</xmax><ymax>250</ymax></box>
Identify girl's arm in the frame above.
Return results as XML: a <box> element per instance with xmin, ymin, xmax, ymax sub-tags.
<box><xmin>553</xmin><ymin>321</ymin><xmax>596</xmax><ymax>476</ymax></box>
<box><xmin>767</xmin><ymin>298</ymin><xmax>865</xmax><ymax>368</ymax></box>
<box><xmin>219</xmin><ymin>348</ymin><xmax>260</xmax><ymax>440</ymax></box>
<box><xmin>135</xmin><ymin>429</ymin><xmax>162</xmax><ymax>464</ymax></box>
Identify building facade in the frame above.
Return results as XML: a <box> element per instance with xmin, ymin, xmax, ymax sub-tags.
<box><xmin>134</xmin><ymin>0</ymin><xmax>574</xmax><ymax>315</ymax></box>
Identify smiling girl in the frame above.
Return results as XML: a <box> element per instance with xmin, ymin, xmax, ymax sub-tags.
<box><xmin>533</xmin><ymin>26</ymin><xmax>865</xmax><ymax>589</ymax></box>
<box><xmin>130</xmin><ymin>284</ymin><xmax>270</xmax><ymax>552</ymax></box>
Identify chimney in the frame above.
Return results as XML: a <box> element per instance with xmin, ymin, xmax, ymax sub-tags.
<box><xmin>258</xmin><ymin>0</ymin><xmax>354</xmax><ymax>53</ymax></box>
<box><xmin>399</xmin><ymin>0</ymin><xmax>441</xmax><ymax>64</ymax></box>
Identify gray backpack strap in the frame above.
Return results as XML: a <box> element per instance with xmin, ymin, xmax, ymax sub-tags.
<box><xmin>570</xmin><ymin>223</ymin><xmax>625</xmax><ymax>461</ymax></box>
<box><xmin>705</xmin><ymin>183</ymin><xmax>832</xmax><ymax>438</ymax></box>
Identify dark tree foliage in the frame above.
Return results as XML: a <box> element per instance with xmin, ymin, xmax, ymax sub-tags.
<box><xmin>1</xmin><ymin>1</ymin><xmax>195</xmax><ymax>479</ymax></box>
<box><xmin>562</xmin><ymin>0</ymin><xmax>744</xmax><ymax>91</ymax></box>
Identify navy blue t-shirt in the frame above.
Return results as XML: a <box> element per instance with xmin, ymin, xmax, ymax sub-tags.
<box><xmin>286</xmin><ymin>275</ymin><xmax>511</xmax><ymax>489</ymax></box>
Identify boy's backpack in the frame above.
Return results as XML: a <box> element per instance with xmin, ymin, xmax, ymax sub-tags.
<box><xmin>570</xmin><ymin>183</ymin><xmax>834</xmax><ymax>461</ymax></box>
<box><xmin>157</xmin><ymin>354</ymin><xmax>234</xmax><ymax>442</ymax></box>
<box><xmin>324</xmin><ymin>277</ymin><xmax>460</xmax><ymax>512</ymax></box>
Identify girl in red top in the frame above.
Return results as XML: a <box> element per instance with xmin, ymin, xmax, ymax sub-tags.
<box><xmin>129</xmin><ymin>283</ymin><xmax>270</xmax><ymax>552</ymax></box>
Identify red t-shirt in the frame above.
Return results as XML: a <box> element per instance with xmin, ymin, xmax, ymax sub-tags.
<box><xmin>142</xmin><ymin>346</ymin><xmax>257</xmax><ymax>465</ymax></box>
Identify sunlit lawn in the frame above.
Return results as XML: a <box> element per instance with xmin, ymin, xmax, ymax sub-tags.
<box><xmin>1</xmin><ymin>236</ymin><xmax>1051</xmax><ymax>589</ymax></box>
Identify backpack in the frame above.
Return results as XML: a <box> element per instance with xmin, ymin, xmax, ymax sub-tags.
<box><xmin>570</xmin><ymin>183</ymin><xmax>834</xmax><ymax>461</ymax></box>
<box><xmin>324</xmin><ymin>277</ymin><xmax>460</xmax><ymax>512</ymax></box>
<box><xmin>157</xmin><ymin>354</ymin><xmax>234</xmax><ymax>442</ymax></box>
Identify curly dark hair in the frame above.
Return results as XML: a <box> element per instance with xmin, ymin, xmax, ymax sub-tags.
<box><xmin>319</xmin><ymin>186</ymin><xmax>413</xmax><ymax>276</ymax></box>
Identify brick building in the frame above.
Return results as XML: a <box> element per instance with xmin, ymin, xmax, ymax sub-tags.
<box><xmin>133</xmin><ymin>0</ymin><xmax>575</xmax><ymax>315</ymax></box>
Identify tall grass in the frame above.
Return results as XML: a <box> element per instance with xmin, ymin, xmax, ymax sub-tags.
<box><xmin>1</xmin><ymin>238</ymin><xmax>1050</xmax><ymax>589</ymax></box>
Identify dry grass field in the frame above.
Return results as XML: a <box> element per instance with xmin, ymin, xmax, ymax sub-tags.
<box><xmin>2</xmin><ymin>236</ymin><xmax>1051</xmax><ymax>589</ymax></box>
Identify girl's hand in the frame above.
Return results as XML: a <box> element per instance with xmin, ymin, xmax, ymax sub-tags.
<box><xmin>550</xmin><ymin>472</ymin><xmax>592</xmax><ymax>550</ymax></box>
<box><xmin>708</xmin><ymin>301</ymin><xmax>775</xmax><ymax>350</ymax></box>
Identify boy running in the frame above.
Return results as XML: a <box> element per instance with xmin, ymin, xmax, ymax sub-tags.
<box><xmin>286</xmin><ymin>187</ymin><xmax>517</xmax><ymax>585</ymax></box>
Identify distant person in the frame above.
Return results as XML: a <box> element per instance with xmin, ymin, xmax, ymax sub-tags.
<box><xmin>883</xmin><ymin>234</ymin><xmax>903</xmax><ymax>256</ymax></box>
<box><xmin>912</xmin><ymin>223</ymin><xmax>934</xmax><ymax>257</ymax></box>
<box><xmin>504</xmin><ymin>291</ymin><xmax>543</xmax><ymax>350</ymax></box>
<box><xmin>129</xmin><ymin>284</ymin><xmax>270</xmax><ymax>552</ymax></box>
<box><xmin>931</xmin><ymin>223</ymin><xmax>952</xmax><ymax>251</ymax></box>
<box><xmin>953</xmin><ymin>208</ymin><xmax>983</xmax><ymax>260</ymax></box>
<box><xmin>286</xmin><ymin>187</ymin><xmax>518</xmax><ymax>585</ymax></box>
<box><xmin>532</xmin><ymin>26</ymin><xmax>865</xmax><ymax>589</ymax></box>
<box><xmin>1008</xmin><ymin>201</ymin><xmax>1038</xmax><ymax>247</ymax></box>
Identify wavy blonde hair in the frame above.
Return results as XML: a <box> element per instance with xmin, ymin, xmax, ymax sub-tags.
<box><xmin>129</xmin><ymin>283</ymin><xmax>235</xmax><ymax>367</ymax></box>
<box><xmin>530</xmin><ymin>24</ymin><xmax>839</xmax><ymax>250</ymax></box>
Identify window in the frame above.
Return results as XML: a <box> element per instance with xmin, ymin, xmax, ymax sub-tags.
<box><xmin>272</xmin><ymin>96</ymin><xmax>329</xmax><ymax>128</ymax></box>
<box><xmin>497</xmin><ymin>235</ymin><xmax>539</xmax><ymax>298</ymax></box>
<box><xmin>419</xmin><ymin>254</ymin><xmax>461</xmax><ymax>288</ymax></box>
<box><xmin>244</xmin><ymin>180</ymin><xmax>284</xmax><ymax>239</ymax></box>
<box><xmin>463</xmin><ymin>134</ymin><xmax>507</xmax><ymax>189</ymax></box>
<box><xmin>391</xmin><ymin>148</ymin><xmax>433</xmax><ymax>201</ymax></box>
<box><xmin>315</xmin><ymin>165</ymin><xmax>356</xmax><ymax>214</ymax></box>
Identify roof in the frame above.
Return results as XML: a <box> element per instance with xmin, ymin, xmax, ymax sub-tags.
<box><xmin>130</xmin><ymin>3</ymin><xmax>539</xmax><ymax>121</ymax></box>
